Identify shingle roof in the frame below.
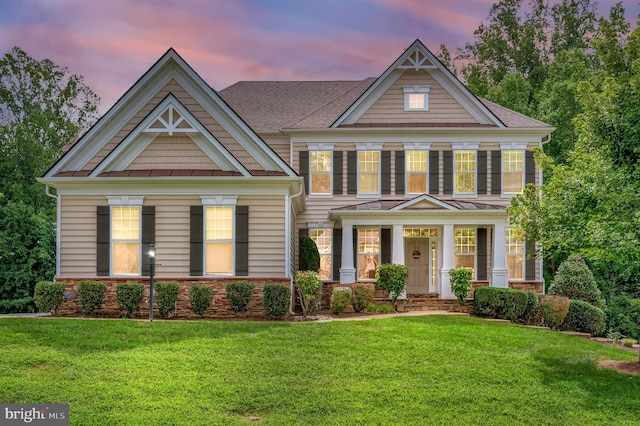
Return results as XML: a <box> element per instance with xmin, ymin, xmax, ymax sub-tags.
<box><xmin>332</xmin><ymin>198</ymin><xmax>506</xmax><ymax>211</ymax></box>
<box><xmin>219</xmin><ymin>79</ymin><xmax>550</xmax><ymax>132</ymax></box>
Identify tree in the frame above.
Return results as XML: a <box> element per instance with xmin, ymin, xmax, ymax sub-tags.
<box><xmin>0</xmin><ymin>47</ymin><xmax>99</xmax><ymax>313</ymax></box>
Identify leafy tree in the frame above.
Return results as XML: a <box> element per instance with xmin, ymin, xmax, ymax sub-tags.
<box><xmin>549</xmin><ymin>255</ymin><xmax>604</xmax><ymax>308</ymax></box>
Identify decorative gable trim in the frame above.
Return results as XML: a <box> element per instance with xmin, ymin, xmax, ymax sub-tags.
<box><xmin>90</xmin><ymin>94</ymin><xmax>249</xmax><ymax>176</ymax></box>
<box><xmin>391</xmin><ymin>194</ymin><xmax>457</xmax><ymax>211</ymax></box>
<box><xmin>331</xmin><ymin>39</ymin><xmax>505</xmax><ymax>128</ymax></box>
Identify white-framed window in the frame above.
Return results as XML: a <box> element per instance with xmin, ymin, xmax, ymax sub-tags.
<box><xmin>406</xmin><ymin>150</ymin><xmax>428</xmax><ymax>194</ymax></box>
<box><xmin>358</xmin><ymin>228</ymin><xmax>380</xmax><ymax>280</ymax></box>
<box><xmin>454</xmin><ymin>227</ymin><xmax>476</xmax><ymax>276</ymax></box>
<box><xmin>111</xmin><ymin>206</ymin><xmax>141</xmax><ymax>276</ymax></box>
<box><xmin>506</xmin><ymin>228</ymin><xmax>524</xmax><ymax>280</ymax></box>
<box><xmin>403</xmin><ymin>86</ymin><xmax>430</xmax><ymax>111</ymax></box>
<box><xmin>454</xmin><ymin>150</ymin><xmax>476</xmax><ymax>195</ymax></box>
<box><xmin>502</xmin><ymin>150</ymin><xmax>525</xmax><ymax>194</ymax></box>
<box><xmin>310</xmin><ymin>151</ymin><xmax>332</xmax><ymax>195</ymax></box>
<box><xmin>358</xmin><ymin>150</ymin><xmax>380</xmax><ymax>196</ymax></box>
<box><xmin>310</xmin><ymin>228</ymin><xmax>332</xmax><ymax>280</ymax></box>
<box><xmin>205</xmin><ymin>206</ymin><xmax>234</xmax><ymax>275</ymax></box>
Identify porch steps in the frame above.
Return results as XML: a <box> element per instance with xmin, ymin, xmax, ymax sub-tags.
<box><xmin>395</xmin><ymin>293</ymin><xmax>472</xmax><ymax>313</ymax></box>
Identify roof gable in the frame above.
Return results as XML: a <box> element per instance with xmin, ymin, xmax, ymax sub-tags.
<box><xmin>331</xmin><ymin>39</ymin><xmax>505</xmax><ymax>128</ymax></box>
<box><xmin>391</xmin><ymin>194</ymin><xmax>457</xmax><ymax>211</ymax></box>
<box><xmin>45</xmin><ymin>49</ymin><xmax>297</xmax><ymax>178</ymax></box>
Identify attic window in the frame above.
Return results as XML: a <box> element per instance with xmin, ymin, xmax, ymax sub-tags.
<box><xmin>403</xmin><ymin>86</ymin><xmax>430</xmax><ymax>111</ymax></box>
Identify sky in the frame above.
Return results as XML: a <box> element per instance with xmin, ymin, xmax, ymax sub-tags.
<box><xmin>1</xmin><ymin>0</ymin><xmax>639</xmax><ymax>114</ymax></box>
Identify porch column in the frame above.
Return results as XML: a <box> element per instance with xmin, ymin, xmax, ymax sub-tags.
<box><xmin>392</xmin><ymin>224</ymin><xmax>407</xmax><ymax>299</ymax></box>
<box><xmin>340</xmin><ymin>222</ymin><xmax>356</xmax><ymax>283</ymax></box>
<box><xmin>491</xmin><ymin>223</ymin><xmax>509</xmax><ymax>288</ymax></box>
<box><xmin>439</xmin><ymin>224</ymin><xmax>455</xmax><ymax>299</ymax></box>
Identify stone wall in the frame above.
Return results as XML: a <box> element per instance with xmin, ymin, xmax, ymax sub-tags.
<box><xmin>57</xmin><ymin>277</ymin><xmax>290</xmax><ymax>319</ymax></box>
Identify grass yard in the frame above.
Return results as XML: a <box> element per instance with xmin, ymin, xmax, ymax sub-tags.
<box><xmin>0</xmin><ymin>315</ymin><xmax>638</xmax><ymax>425</ymax></box>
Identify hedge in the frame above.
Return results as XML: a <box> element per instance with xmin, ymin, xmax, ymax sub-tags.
<box><xmin>561</xmin><ymin>299</ymin><xmax>606</xmax><ymax>335</ymax></box>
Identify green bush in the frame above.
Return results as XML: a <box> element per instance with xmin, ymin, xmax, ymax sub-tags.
<box><xmin>504</xmin><ymin>289</ymin><xmax>529</xmax><ymax>322</ymax></box>
<box><xmin>34</xmin><ymin>281</ymin><xmax>65</xmax><ymax>314</ymax></box>
<box><xmin>330</xmin><ymin>287</ymin><xmax>352</xmax><ymax>315</ymax></box>
<box><xmin>115</xmin><ymin>282</ymin><xmax>145</xmax><ymax>318</ymax></box>
<box><xmin>450</xmin><ymin>268</ymin><xmax>473</xmax><ymax>305</ymax></box>
<box><xmin>189</xmin><ymin>285</ymin><xmax>213</xmax><ymax>317</ymax></box>
<box><xmin>522</xmin><ymin>291</ymin><xmax>541</xmax><ymax>325</ymax></box>
<box><xmin>155</xmin><ymin>281</ymin><xmax>180</xmax><ymax>319</ymax></box>
<box><xmin>226</xmin><ymin>281</ymin><xmax>255</xmax><ymax>314</ymax></box>
<box><xmin>76</xmin><ymin>280</ymin><xmax>106</xmax><ymax>315</ymax></box>
<box><xmin>263</xmin><ymin>284</ymin><xmax>290</xmax><ymax>319</ymax></box>
<box><xmin>473</xmin><ymin>286</ymin><xmax>505</xmax><ymax>318</ymax></box>
<box><xmin>299</xmin><ymin>234</ymin><xmax>320</xmax><ymax>272</ymax></box>
<box><xmin>376</xmin><ymin>263</ymin><xmax>408</xmax><ymax>304</ymax></box>
<box><xmin>295</xmin><ymin>271</ymin><xmax>323</xmax><ymax>316</ymax></box>
<box><xmin>621</xmin><ymin>338</ymin><xmax>636</xmax><ymax>348</ymax></box>
<box><xmin>540</xmin><ymin>295</ymin><xmax>570</xmax><ymax>329</ymax></box>
<box><xmin>548</xmin><ymin>255</ymin><xmax>604</xmax><ymax>308</ymax></box>
<box><xmin>366</xmin><ymin>304</ymin><xmax>378</xmax><ymax>312</ymax></box>
<box><xmin>605</xmin><ymin>295</ymin><xmax>640</xmax><ymax>340</ymax></box>
<box><xmin>352</xmin><ymin>284</ymin><xmax>374</xmax><ymax>313</ymax></box>
<box><xmin>377</xmin><ymin>303</ymin><xmax>394</xmax><ymax>314</ymax></box>
<box><xmin>561</xmin><ymin>299</ymin><xmax>606</xmax><ymax>335</ymax></box>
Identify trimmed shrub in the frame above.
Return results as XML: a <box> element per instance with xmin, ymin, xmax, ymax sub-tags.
<box><xmin>473</xmin><ymin>286</ymin><xmax>505</xmax><ymax>318</ymax></box>
<box><xmin>522</xmin><ymin>291</ymin><xmax>541</xmax><ymax>325</ymax></box>
<box><xmin>115</xmin><ymin>282</ymin><xmax>145</xmax><ymax>318</ymax></box>
<box><xmin>366</xmin><ymin>304</ymin><xmax>378</xmax><ymax>312</ymax></box>
<box><xmin>299</xmin><ymin>234</ymin><xmax>320</xmax><ymax>272</ymax></box>
<box><xmin>34</xmin><ymin>281</ymin><xmax>65</xmax><ymax>314</ymax></box>
<box><xmin>504</xmin><ymin>289</ymin><xmax>529</xmax><ymax>322</ymax></box>
<box><xmin>548</xmin><ymin>255</ymin><xmax>604</xmax><ymax>308</ymax></box>
<box><xmin>540</xmin><ymin>295</ymin><xmax>570</xmax><ymax>329</ymax></box>
<box><xmin>330</xmin><ymin>287</ymin><xmax>352</xmax><ymax>315</ymax></box>
<box><xmin>377</xmin><ymin>303</ymin><xmax>394</xmax><ymax>314</ymax></box>
<box><xmin>376</xmin><ymin>263</ymin><xmax>408</xmax><ymax>304</ymax></box>
<box><xmin>450</xmin><ymin>268</ymin><xmax>473</xmax><ymax>305</ymax></box>
<box><xmin>189</xmin><ymin>285</ymin><xmax>213</xmax><ymax>317</ymax></box>
<box><xmin>263</xmin><ymin>284</ymin><xmax>290</xmax><ymax>319</ymax></box>
<box><xmin>560</xmin><ymin>299</ymin><xmax>606</xmax><ymax>335</ymax></box>
<box><xmin>352</xmin><ymin>284</ymin><xmax>374</xmax><ymax>313</ymax></box>
<box><xmin>295</xmin><ymin>271</ymin><xmax>323</xmax><ymax>316</ymax></box>
<box><xmin>76</xmin><ymin>280</ymin><xmax>106</xmax><ymax>315</ymax></box>
<box><xmin>226</xmin><ymin>281</ymin><xmax>255</xmax><ymax>314</ymax></box>
<box><xmin>155</xmin><ymin>281</ymin><xmax>180</xmax><ymax>319</ymax></box>
<box><xmin>605</xmin><ymin>295</ymin><xmax>640</xmax><ymax>340</ymax></box>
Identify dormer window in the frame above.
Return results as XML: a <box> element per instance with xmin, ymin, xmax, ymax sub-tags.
<box><xmin>403</xmin><ymin>86</ymin><xmax>430</xmax><ymax>111</ymax></box>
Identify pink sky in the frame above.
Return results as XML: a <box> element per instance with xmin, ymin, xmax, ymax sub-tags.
<box><xmin>1</xmin><ymin>0</ymin><xmax>638</xmax><ymax>114</ymax></box>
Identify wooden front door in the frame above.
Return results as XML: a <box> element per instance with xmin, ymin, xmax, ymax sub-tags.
<box><xmin>405</xmin><ymin>238</ymin><xmax>429</xmax><ymax>294</ymax></box>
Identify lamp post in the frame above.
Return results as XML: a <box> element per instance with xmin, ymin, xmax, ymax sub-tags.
<box><xmin>149</xmin><ymin>243</ymin><xmax>155</xmax><ymax>322</ymax></box>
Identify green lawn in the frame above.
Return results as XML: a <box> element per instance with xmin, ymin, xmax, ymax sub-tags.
<box><xmin>0</xmin><ymin>315</ymin><xmax>638</xmax><ymax>425</ymax></box>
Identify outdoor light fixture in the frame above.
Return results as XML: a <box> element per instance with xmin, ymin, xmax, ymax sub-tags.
<box><xmin>149</xmin><ymin>243</ymin><xmax>155</xmax><ymax>322</ymax></box>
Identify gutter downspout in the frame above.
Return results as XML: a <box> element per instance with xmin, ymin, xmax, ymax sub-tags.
<box><xmin>287</xmin><ymin>182</ymin><xmax>305</xmax><ymax>316</ymax></box>
<box><xmin>45</xmin><ymin>185</ymin><xmax>60</xmax><ymax>279</ymax></box>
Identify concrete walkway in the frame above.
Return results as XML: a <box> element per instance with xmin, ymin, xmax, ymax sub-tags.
<box><xmin>0</xmin><ymin>312</ymin><xmax>52</xmax><ymax>318</ymax></box>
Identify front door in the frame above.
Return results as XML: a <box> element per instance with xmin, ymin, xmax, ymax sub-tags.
<box><xmin>405</xmin><ymin>238</ymin><xmax>429</xmax><ymax>294</ymax></box>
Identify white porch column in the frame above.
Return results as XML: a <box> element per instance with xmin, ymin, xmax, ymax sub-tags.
<box><xmin>339</xmin><ymin>222</ymin><xmax>356</xmax><ymax>283</ymax></box>
<box><xmin>491</xmin><ymin>223</ymin><xmax>509</xmax><ymax>288</ymax></box>
<box><xmin>392</xmin><ymin>224</ymin><xmax>407</xmax><ymax>299</ymax></box>
<box><xmin>439</xmin><ymin>224</ymin><xmax>455</xmax><ymax>299</ymax></box>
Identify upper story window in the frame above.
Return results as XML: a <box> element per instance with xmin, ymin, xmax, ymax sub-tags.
<box><xmin>505</xmin><ymin>227</ymin><xmax>524</xmax><ymax>280</ymax></box>
<box><xmin>111</xmin><ymin>206</ymin><xmax>141</xmax><ymax>276</ymax></box>
<box><xmin>358</xmin><ymin>150</ymin><xmax>380</xmax><ymax>196</ymax></box>
<box><xmin>403</xmin><ymin>86</ymin><xmax>430</xmax><ymax>111</ymax></box>
<box><xmin>205</xmin><ymin>206</ymin><xmax>234</xmax><ymax>275</ymax></box>
<box><xmin>310</xmin><ymin>151</ymin><xmax>332</xmax><ymax>195</ymax></box>
<box><xmin>502</xmin><ymin>150</ymin><xmax>525</xmax><ymax>194</ymax></box>
<box><xmin>454</xmin><ymin>150</ymin><xmax>476</xmax><ymax>195</ymax></box>
<box><xmin>406</xmin><ymin>150</ymin><xmax>428</xmax><ymax>194</ymax></box>
<box><xmin>310</xmin><ymin>228</ymin><xmax>332</xmax><ymax>280</ymax></box>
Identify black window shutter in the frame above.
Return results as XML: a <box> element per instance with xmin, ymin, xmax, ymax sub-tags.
<box><xmin>333</xmin><ymin>151</ymin><xmax>343</xmax><ymax>195</ymax></box>
<box><xmin>96</xmin><ymin>206</ymin><xmax>110</xmax><ymax>276</ymax></box>
<box><xmin>141</xmin><ymin>206</ymin><xmax>155</xmax><ymax>276</ymax></box>
<box><xmin>189</xmin><ymin>206</ymin><xmax>203</xmax><ymax>276</ymax></box>
<box><xmin>347</xmin><ymin>151</ymin><xmax>357</xmax><ymax>194</ymax></box>
<box><xmin>525</xmin><ymin>241</ymin><xmax>536</xmax><ymax>281</ymax></box>
<box><xmin>353</xmin><ymin>228</ymin><xmax>358</xmax><ymax>270</ymax></box>
<box><xmin>332</xmin><ymin>228</ymin><xmax>342</xmax><ymax>281</ymax></box>
<box><xmin>395</xmin><ymin>151</ymin><xmax>405</xmax><ymax>195</ymax></box>
<box><xmin>429</xmin><ymin>151</ymin><xmax>439</xmax><ymax>194</ymax></box>
<box><xmin>381</xmin><ymin>228</ymin><xmax>391</xmax><ymax>264</ymax></box>
<box><xmin>476</xmin><ymin>228</ymin><xmax>487</xmax><ymax>280</ymax></box>
<box><xmin>477</xmin><ymin>151</ymin><xmax>487</xmax><ymax>195</ymax></box>
<box><xmin>235</xmin><ymin>206</ymin><xmax>249</xmax><ymax>276</ymax></box>
<box><xmin>443</xmin><ymin>151</ymin><xmax>453</xmax><ymax>195</ymax></box>
<box><xmin>381</xmin><ymin>151</ymin><xmax>391</xmax><ymax>195</ymax></box>
<box><xmin>525</xmin><ymin>150</ymin><xmax>535</xmax><ymax>185</ymax></box>
<box><xmin>299</xmin><ymin>151</ymin><xmax>309</xmax><ymax>194</ymax></box>
<box><xmin>491</xmin><ymin>151</ymin><xmax>502</xmax><ymax>194</ymax></box>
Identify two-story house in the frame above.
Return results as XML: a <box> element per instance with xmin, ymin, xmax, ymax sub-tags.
<box><xmin>40</xmin><ymin>40</ymin><xmax>553</xmax><ymax>315</ymax></box>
